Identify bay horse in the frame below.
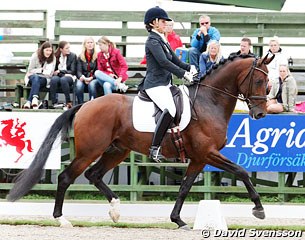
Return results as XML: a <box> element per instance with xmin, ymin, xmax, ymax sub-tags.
<box><xmin>8</xmin><ymin>55</ymin><xmax>272</xmax><ymax>229</ymax></box>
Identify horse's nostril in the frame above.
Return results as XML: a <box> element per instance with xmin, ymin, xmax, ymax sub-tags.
<box><xmin>256</xmin><ymin>112</ymin><xmax>266</xmax><ymax>119</ymax></box>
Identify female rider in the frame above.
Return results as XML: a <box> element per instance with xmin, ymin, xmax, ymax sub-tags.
<box><xmin>141</xmin><ymin>6</ymin><xmax>195</xmax><ymax>162</ymax></box>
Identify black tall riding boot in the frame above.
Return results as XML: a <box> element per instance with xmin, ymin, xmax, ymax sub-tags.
<box><xmin>149</xmin><ymin>109</ymin><xmax>174</xmax><ymax>162</ymax></box>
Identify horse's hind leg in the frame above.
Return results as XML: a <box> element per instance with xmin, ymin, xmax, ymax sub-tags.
<box><xmin>207</xmin><ymin>151</ymin><xmax>265</xmax><ymax>219</ymax></box>
<box><xmin>170</xmin><ymin>161</ymin><xmax>205</xmax><ymax>230</ymax></box>
<box><xmin>53</xmin><ymin>154</ymin><xmax>102</xmax><ymax>227</ymax></box>
<box><xmin>84</xmin><ymin>145</ymin><xmax>130</xmax><ymax>223</ymax></box>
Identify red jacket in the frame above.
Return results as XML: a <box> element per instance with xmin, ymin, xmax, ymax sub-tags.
<box><xmin>167</xmin><ymin>30</ymin><xmax>183</xmax><ymax>52</ymax></box>
<box><xmin>97</xmin><ymin>46</ymin><xmax>128</xmax><ymax>82</ymax></box>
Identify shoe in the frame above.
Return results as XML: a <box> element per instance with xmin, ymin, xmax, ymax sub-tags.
<box><xmin>23</xmin><ymin>101</ymin><xmax>31</xmax><ymax>109</ymax></box>
<box><xmin>31</xmin><ymin>97</ymin><xmax>39</xmax><ymax>109</ymax></box>
<box><xmin>53</xmin><ymin>103</ymin><xmax>64</xmax><ymax>109</ymax></box>
<box><xmin>63</xmin><ymin>102</ymin><xmax>72</xmax><ymax>111</ymax></box>
<box><xmin>118</xmin><ymin>83</ymin><xmax>129</xmax><ymax>93</ymax></box>
<box><xmin>66</xmin><ymin>102</ymin><xmax>72</xmax><ymax>109</ymax></box>
<box><xmin>0</xmin><ymin>103</ymin><xmax>13</xmax><ymax>111</ymax></box>
<box><xmin>12</xmin><ymin>102</ymin><xmax>19</xmax><ymax>108</ymax></box>
<box><xmin>42</xmin><ymin>100</ymin><xmax>49</xmax><ymax>109</ymax></box>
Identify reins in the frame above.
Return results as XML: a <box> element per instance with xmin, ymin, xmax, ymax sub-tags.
<box><xmin>186</xmin><ymin>57</ymin><xmax>269</xmax><ymax>118</ymax></box>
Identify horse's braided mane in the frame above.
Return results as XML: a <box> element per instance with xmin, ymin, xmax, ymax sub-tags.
<box><xmin>200</xmin><ymin>54</ymin><xmax>257</xmax><ymax>81</ymax></box>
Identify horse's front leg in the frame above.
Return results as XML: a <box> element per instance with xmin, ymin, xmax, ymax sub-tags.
<box><xmin>208</xmin><ymin>151</ymin><xmax>265</xmax><ymax>219</ymax></box>
<box><xmin>170</xmin><ymin>161</ymin><xmax>205</xmax><ymax>230</ymax></box>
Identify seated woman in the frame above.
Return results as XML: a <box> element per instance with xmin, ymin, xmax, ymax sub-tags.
<box><xmin>50</xmin><ymin>41</ymin><xmax>77</xmax><ymax>109</ymax></box>
<box><xmin>198</xmin><ymin>40</ymin><xmax>223</xmax><ymax>78</ymax></box>
<box><xmin>267</xmin><ymin>64</ymin><xmax>298</xmax><ymax>113</ymax></box>
<box><xmin>95</xmin><ymin>36</ymin><xmax>128</xmax><ymax>95</ymax></box>
<box><xmin>75</xmin><ymin>37</ymin><xmax>99</xmax><ymax>104</ymax></box>
<box><xmin>23</xmin><ymin>41</ymin><xmax>56</xmax><ymax>109</ymax></box>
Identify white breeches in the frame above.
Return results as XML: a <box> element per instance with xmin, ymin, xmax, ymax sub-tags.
<box><xmin>145</xmin><ymin>84</ymin><xmax>176</xmax><ymax>117</ymax></box>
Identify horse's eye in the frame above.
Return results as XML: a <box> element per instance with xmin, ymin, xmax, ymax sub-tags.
<box><xmin>256</xmin><ymin>79</ymin><xmax>263</xmax><ymax>85</ymax></box>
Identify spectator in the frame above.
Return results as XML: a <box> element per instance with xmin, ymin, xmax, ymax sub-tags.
<box><xmin>75</xmin><ymin>37</ymin><xmax>99</xmax><ymax>104</ymax></box>
<box><xmin>165</xmin><ymin>20</ymin><xmax>183</xmax><ymax>52</ymax></box>
<box><xmin>140</xmin><ymin>20</ymin><xmax>183</xmax><ymax>65</ymax></box>
<box><xmin>228</xmin><ymin>37</ymin><xmax>256</xmax><ymax>58</ymax></box>
<box><xmin>266</xmin><ymin>36</ymin><xmax>288</xmax><ymax>91</ymax></box>
<box><xmin>49</xmin><ymin>41</ymin><xmax>77</xmax><ymax>109</ymax></box>
<box><xmin>199</xmin><ymin>40</ymin><xmax>223</xmax><ymax>77</ymax></box>
<box><xmin>95</xmin><ymin>36</ymin><xmax>128</xmax><ymax>95</ymax></box>
<box><xmin>267</xmin><ymin>64</ymin><xmax>297</xmax><ymax>113</ymax></box>
<box><xmin>189</xmin><ymin>15</ymin><xmax>221</xmax><ymax>70</ymax></box>
<box><xmin>23</xmin><ymin>41</ymin><xmax>56</xmax><ymax>109</ymax></box>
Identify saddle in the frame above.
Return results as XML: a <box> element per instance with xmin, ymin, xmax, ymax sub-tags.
<box><xmin>138</xmin><ymin>85</ymin><xmax>184</xmax><ymax>127</ymax></box>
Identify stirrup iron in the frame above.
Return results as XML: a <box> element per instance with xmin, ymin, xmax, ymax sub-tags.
<box><xmin>149</xmin><ymin>146</ymin><xmax>164</xmax><ymax>163</ymax></box>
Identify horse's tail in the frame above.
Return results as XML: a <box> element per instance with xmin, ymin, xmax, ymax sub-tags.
<box><xmin>26</xmin><ymin>140</ymin><xmax>33</xmax><ymax>152</ymax></box>
<box><xmin>7</xmin><ymin>104</ymin><xmax>83</xmax><ymax>202</ymax></box>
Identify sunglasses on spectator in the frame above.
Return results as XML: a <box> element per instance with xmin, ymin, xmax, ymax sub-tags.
<box><xmin>200</xmin><ymin>22</ymin><xmax>210</xmax><ymax>25</ymax></box>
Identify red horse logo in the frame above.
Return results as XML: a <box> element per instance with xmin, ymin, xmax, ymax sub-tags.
<box><xmin>0</xmin><ymin>118</ymin><xmax>33</xmax><ymax>163</ymax></box>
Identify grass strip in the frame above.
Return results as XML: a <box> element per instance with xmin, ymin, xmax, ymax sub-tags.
<box><xmin>0</xmin><ymin>219</ymin><xmax>304</xmax><ymax>231</ymax></box>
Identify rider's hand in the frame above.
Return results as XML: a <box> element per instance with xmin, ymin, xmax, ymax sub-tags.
<box><xmin>184</xmin><ymin>71</ymin><xmax>193</xmax><ymax>83</ymax></box>
<box><xmin>190</xmin><ymin>65</ymin><xmax>198</xmax><ymax>75</ymax></box>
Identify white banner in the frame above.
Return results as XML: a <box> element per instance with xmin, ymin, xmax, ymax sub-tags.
<box><xmin>0</xmin><ymin>111</ymin><xmax>62</xmax><ymax>169</ymax></box>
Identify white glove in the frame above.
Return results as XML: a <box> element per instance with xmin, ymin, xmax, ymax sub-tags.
<box><xmin>184</xmin><ymin>71</ymin><xmax>193</xmax><ymax>83</ymax></box>
<box><xmin>190</xmin><ymin>65</ymin><xmax>198</xmax><ymax>75</ymax></box>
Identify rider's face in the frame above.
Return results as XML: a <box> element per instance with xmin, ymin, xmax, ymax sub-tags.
<box><xmin>154</xmin><ymin>19</ymin><xmax>167</xmax><ymax>34</ymax></box>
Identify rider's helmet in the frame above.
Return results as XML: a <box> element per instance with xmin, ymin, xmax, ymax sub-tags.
<box><xmin>144</xmin><ymin>6</ymin><xmax>172</xmax><ymax>25</ymax></box>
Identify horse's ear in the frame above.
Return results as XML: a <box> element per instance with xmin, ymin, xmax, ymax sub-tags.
<box><xmin>259</xmin><ymin>53</ymin><xmax>275</xmax><ymax>66</ymax></box>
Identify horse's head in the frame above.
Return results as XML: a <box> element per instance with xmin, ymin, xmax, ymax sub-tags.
<box><xmin>238</xmin><ymin>55</ymin><xmax>273</xmax><ymax>120</ymax></box>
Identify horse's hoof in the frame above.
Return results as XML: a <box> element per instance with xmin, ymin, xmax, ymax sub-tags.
<box><xmin>55</xmin><ymin>216</ymin><xmax>73</xmax><ymax>228</ymax></box>
<box><xmin>179</xmin><ymin>224</ymin><xmax>191</xmax><ymax>231</ymax></box>
<box><xmin>109</xmin><ymin>208</ymin><xmax>120</xmax><ymax>223</ymax></box>
<box><xmin>109</xmin><ymin>198</ymin><xmax>120</xmax><ymax>223</ymax></box>
<box><xmin>252</xmin><ymin>208</ymin><xmax>265</xmax><ymax>219</ymax></box>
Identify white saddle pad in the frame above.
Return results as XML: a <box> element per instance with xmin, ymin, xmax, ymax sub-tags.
<box><xmin>132</xmin><ymin>85</ymin><xmax>191</xmax><ymax>132</ymax></box>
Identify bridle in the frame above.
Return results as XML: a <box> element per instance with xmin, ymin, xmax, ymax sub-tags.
<box><xmin>184</xmin><ymin>57</ymin><xmax>270</xmax><ymax>120</ymax></box>
<box><xmin>191</xmin><ymin>58</ymin><xmax>268</xmax><ymax>109</ymax></box>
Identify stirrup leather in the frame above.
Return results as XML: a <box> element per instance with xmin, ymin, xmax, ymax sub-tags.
<box><xmin>149</xmin><ymin>146</ymin><xmax>164</xmax><ymax>163</ymax></box>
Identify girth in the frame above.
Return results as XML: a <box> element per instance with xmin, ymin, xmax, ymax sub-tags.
<box><xmin>138</xmin><ymin>85</ymin><xmax>184</xmax><ymax>127</ymax></box>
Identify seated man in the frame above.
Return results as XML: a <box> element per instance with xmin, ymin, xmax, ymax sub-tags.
<box><xmin>228</xmin><ymin>37</ymin><xmax>256</xmax><ymax>58</ymax></box>
<box><xmin>188</xmin><ymin>15</ymin><xmax>220</xmax><ymax>70</ymax></box>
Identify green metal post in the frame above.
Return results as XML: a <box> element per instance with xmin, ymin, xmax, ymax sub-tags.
<box><xmin>129</xmin><ymin>151</ymin><xmax>138</xmax><ymax>201</ymax></box>
<box><xmin>278</xmin><ymin>172</ymin><xmax>286</xmax><ymax>202</ymax></box>
<box><xmin>204</xmin><ymin>171</ymin><xmax>212</xmax><ymax>200</ymax></box>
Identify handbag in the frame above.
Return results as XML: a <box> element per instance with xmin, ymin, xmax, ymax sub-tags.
<box><xmin>294</xmin><ymin>101</ymin><xmax>305</xmax><ymax>113</ymax></box>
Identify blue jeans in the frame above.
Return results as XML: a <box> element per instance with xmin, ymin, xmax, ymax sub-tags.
<box><xmin>28</xmin><ymin>74</ymin><xmax>47</xmax><ymax>101</ymax></box>
<box><xmin>188</xmin><ymin>47</ymin><xmax>201</xmax><ymax>71</ymax></box>
<box><xmin>75</xmin><ymin>79</ymin><xmax>99</xmax><ymax>104</ymax></box>
<box><xmin>95</xmin><ymin>70</ymin><xmax>117</xmax><ymax>95</ymax></box>
<box><xmin>50</xmin><ymin>75</ymin><xmax>73</xmax><ymax>104</ymax></box>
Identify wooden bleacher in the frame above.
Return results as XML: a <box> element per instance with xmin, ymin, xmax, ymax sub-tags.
<box><xmin>0</xmin><ymin>10</ymin><xmax>48</xmax><ymax>104</ymax></box>
<box><xmin>1</xmin><ymin>10</ymin><xmax>305</xmax><ymax>104</ymax></box>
